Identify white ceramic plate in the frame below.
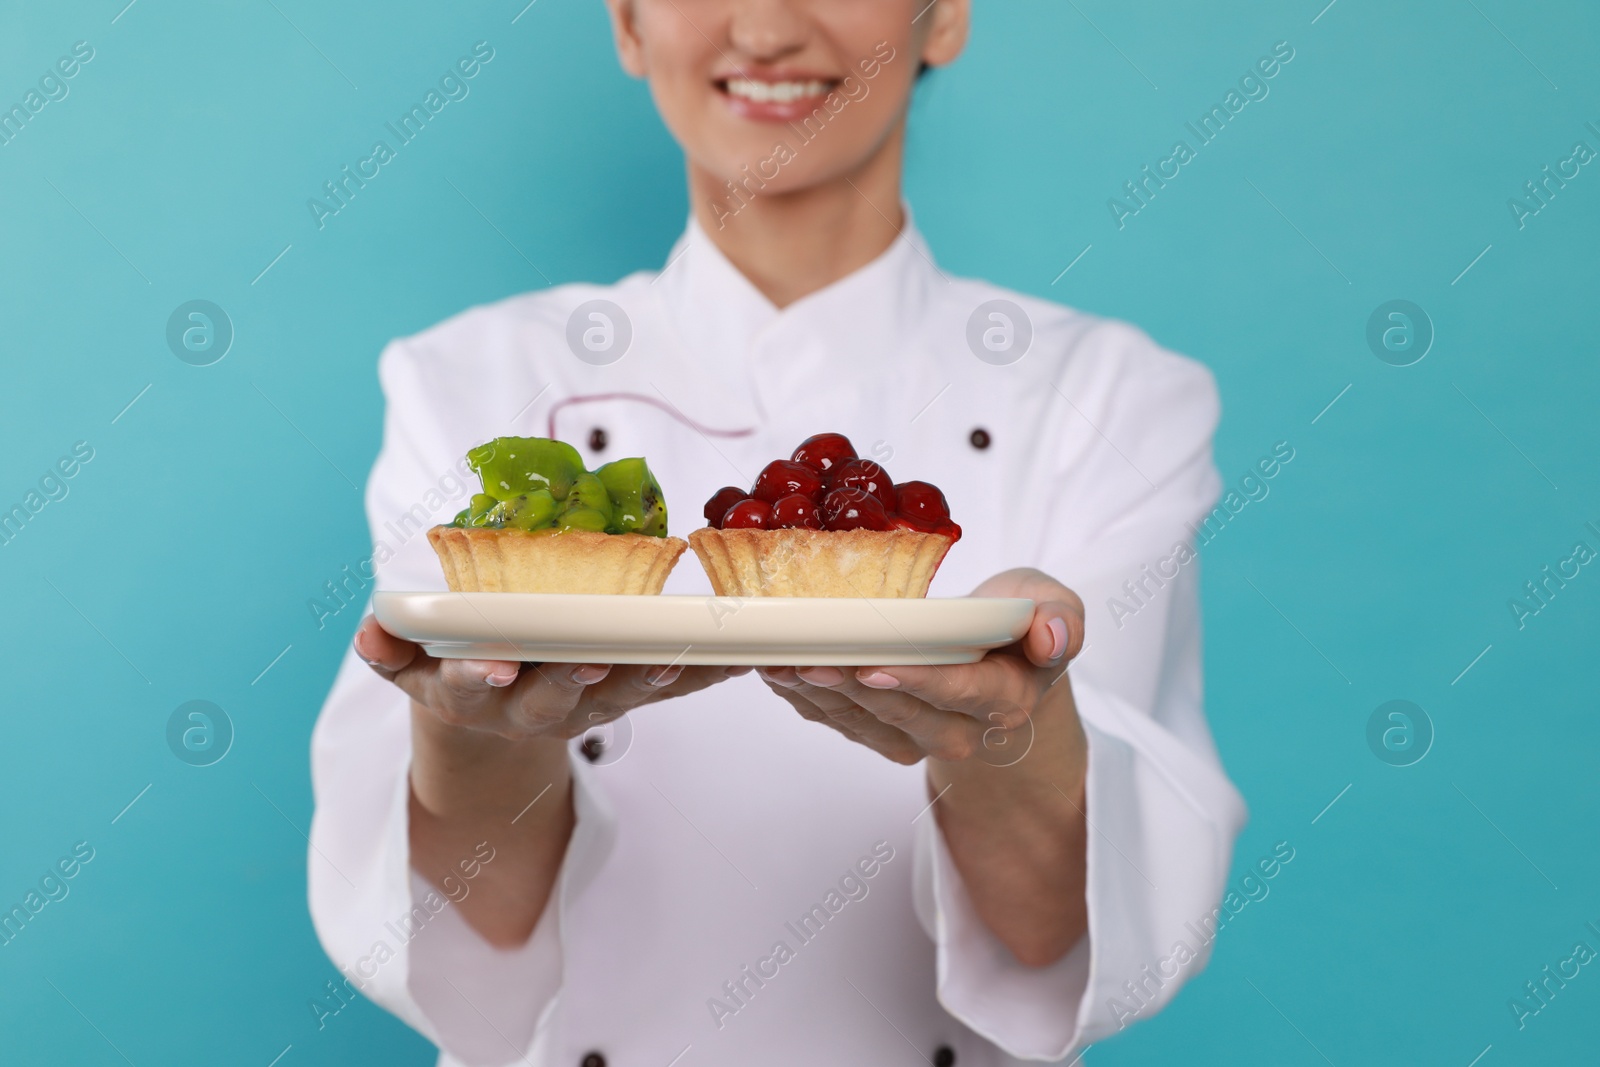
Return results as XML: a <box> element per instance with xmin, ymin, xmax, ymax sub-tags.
<box><xmin>372</xmin><ymin>592</ymin><xmax>1034</xmax><ymax>666</ymax></box>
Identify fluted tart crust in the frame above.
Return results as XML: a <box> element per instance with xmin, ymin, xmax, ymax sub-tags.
<box><xmin>428</xmin><ymin>526</ymin><xmax>687</xmax><ymax>595</ymax></box>
<box><xmin>687</xmin><ymin>527</ymin><xmax>953</xmax><ymax>599</ymax></box>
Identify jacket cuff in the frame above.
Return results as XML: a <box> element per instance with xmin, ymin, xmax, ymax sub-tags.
<box><xmin>401</xmin><ymin>744</ymin><xmax>620</xmax><ymax>1066</ymax></box>
<box><xmin>308</xmin><ymin>651</ymin><xmax>620</xmax><ymax>1066</ymax></box>
<box><xmin>915</xmin><ymin>677</ymin><xmax>1247</xmax><ymax>1062</ymax></box>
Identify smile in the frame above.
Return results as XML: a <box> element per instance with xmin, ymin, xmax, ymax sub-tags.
<box><xmin>721</xmin><ymin>78</ymin><xmax>835</xmax><ymax>104</ymax></box>
<box><xmin>714</xmin><ymin>73</ymin><xmax>843</xmax><ymax>122</ymax></box>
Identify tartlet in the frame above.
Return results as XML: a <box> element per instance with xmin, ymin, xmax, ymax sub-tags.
<box><xmin>428</xmin><ymin>436</ymin><xmax>686</xmax><ymax>595</ymax></box>
<box><xmin>688</xmin><ymin>433</ymin><xmax>961</xmax><ymax>599</ymax></box>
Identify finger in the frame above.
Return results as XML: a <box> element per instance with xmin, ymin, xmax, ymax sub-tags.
<box><xmin>845</xmin><ymin>656</ymin><xmax>1038</xmax><ymax>730</ymax></box>
<box><xmin>763</xmin><ymin>675</ymin><xmax>924</xmax><ymax>764</ymax></box>
<box><xmin>779</xmin><ymin>667</ymin><xmax>993</xmax><ymax>751</ymax></box>
<box><xmin>356</xmin><ymin>615</ymin><xmax>522</xmax><ymax>684</ymax></box>
<box><xmin>813</xmin><ymin>705</ymin><xmax>922</xmax><ymax>764</ymax></box>
<box><xmin>502</xmin><ymin>662</ymin><xmax>615</xmax><ymax>733</ymax></box>
<box><xmin>414</xmin><ymin>656</ymin><xmax>530</xmax><ymax>726</ymax></box>
<box><xmin>354</xmin><ymin>616</ymin><xmax>527</xmax><ymax>726</ymax></box>
<box><xmin>641</xmin><ymin>664</ymin><xmax>750</xmax><ymax>703</ymax></box>
<box><xmin>762</xmin><ymin>669</ymin><xmax>874</xmax><ymax>725</ymax></box>
<box><xmin>502</xmin><ymin>661</ymin><xmax>751</xmax><ymax>739</ymax></box>
<box><xmin>1022</xmin><ymin>598</ymin><xmax>1085</xmax><ymax>668</ymax></box>
<box><xmin>968</xmin><ymin>572</ymin><xmax>1085</xmax><ymax>664</ymax></box>
<box><xmin>760</xmin><ymin>672</ymin><xmax>856</xmax><ymax>735</ymax></box>
<box><xmin>576</xmin><ymin>663</ymin><xmax>693</xmax><ymax>723</ymax></box>
<box><xmin>759</xmin><ymin>666</ymin><xmax>802</xmax><ymax>687</ymax></box>
<box><xmin>797</xmin><ymin>668</ymin><xmax>986</xmax><ymax>762</ymax></box>
<box><xmin>354</xmin><ymin>615</ymin><xmax>423</xmax><ymax>677</ymax></box>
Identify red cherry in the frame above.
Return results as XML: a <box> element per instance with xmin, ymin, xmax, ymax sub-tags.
<box><xmin>752</xmin><ymin>459</ymin><xmax>826</xmax><ymax>504</ymax></box>
<box><xmin>893</xmin><ymin>480</ymin><xmax>950</xmax><ymax>525</ymax></box>
<box><xmin>791</xmin><ymin>433</ymin><xmax>857</xmax><ymax>477</ymax></box>
<box><xmin>821</xmin><ymin>487</ymin><xmax>892</xmax><ymax>532</ymax></box>
<box><xmin>704</xmin><ymin>486</ymin><xmax>748</xmax><ymax>528</ymax></box>
<box><xmin>722</xmin><ymin>498</ymin><xmax>773</xmax><ymax>529</ymax></box>
<box><xmin>771</xmin><ymin>493</ymin><xmax>823</xmax><ymax>529</ymax></box>
<box><xmin>829</xmin><ymin>459</ymin><xmax>897</xmax><ymax>511</ymax></box>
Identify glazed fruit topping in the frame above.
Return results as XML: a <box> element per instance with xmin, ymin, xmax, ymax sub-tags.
<box><xmin>752</xmin><ymin>459</ymin><xmax>826</xmax><ymax>504</ymax></box>
<box><xmin>770</xmin><ymin>493</ymin><xmax>823</xmax><ymax>529</ymax></box>
<box><xmin>821</xmin><ymin>487</ymin><xmax>892</xmax><ymax>531</ymax></box>
<box><xmin>791</xmin><ymin>432</ymin><xmax>857</xmax><ymax>476</ymax></box>
<box><xmin>890</xmin><ymin>480</ymin><xmax>959</xmax><ymax>539</ymax></box>
<box><xmin>452</xmin><ymin>437</ymin><xmax>669</xmax><ymax>536</ymax></box>
<box><xmin>893</xmin><ymin>481</ymin><xmax>950</xmax><ymax>525</ymax></box>
<box><xmin>700</xmin><ymin>433</ymin><xmax>960</xmax><ymax>538</ymax></box>
<box><xmin>722</xmin><ymin>498</ymin><xmax>773</xmax><ymax>529</ymax></box>
<box><xmin>704</xmin><ymin>486</ymin><xmax>747</xmax><ymax>527</ymax></box>
<box><xmin>829</xmin><ymin>459</ymin><xmax>896</xmax><ymax>511</ymax></box>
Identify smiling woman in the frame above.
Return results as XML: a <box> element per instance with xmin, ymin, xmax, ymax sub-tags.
<box><xmin>598</xmin><ymin>0</ymin><xmax>968</xmax><ymax>305</ymax></box>
<box><xmin>309</xmin><ymin>3</ymin><xmax>1246</xmax><ymax>1065</ymax></box>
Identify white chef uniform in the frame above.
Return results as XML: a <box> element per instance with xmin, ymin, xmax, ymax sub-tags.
<box><xmin>308</xmin><ymin>210</ymin><xmax>1247</xmax><ymax>1067</ymax></box>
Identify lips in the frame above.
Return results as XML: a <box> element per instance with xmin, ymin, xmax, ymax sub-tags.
<box><xmin>715</xmin><ymin>73</ymin><xmax>841</xmax><ymax>122</ymax></box>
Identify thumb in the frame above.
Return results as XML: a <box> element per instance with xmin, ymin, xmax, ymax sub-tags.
<box><xmin>1024</xmin><ymin>598</ymin><xmax>1084</xmax><ymax>668</ymax></box>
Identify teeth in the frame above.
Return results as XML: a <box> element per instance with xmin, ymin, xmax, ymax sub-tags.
<box><xmin>725</xmin><ymin>78</ymin><xmax>832</xmax><ymax>104</ymax></box>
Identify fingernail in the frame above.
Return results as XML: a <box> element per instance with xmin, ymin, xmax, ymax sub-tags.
<box><xmin>646</xmin><ymin>665</ymin><xmax>684</xmax><ymax>687</ymax></box>
<box><xmin>759</xmin><ymin>668</ymin><xmax>801</xmax><ymax>688</ymax></box>
<box><xmin>570</xmin><ymin>664</ymin><xmax>611</xmax><ymax>685</ymax></box>
<box><xmin>353</xmin><ymin>629</ymin><xmax>378</xmax><ymax>665</ymax></box>
<box><xmin>726</xmin><ymin>666</ymin><xmax>754</xmax><ymax>676</ymax></box>
<box><xmin>485</xmin><ymin>668</ymin><xmax>518</xmax><ymax>688</ymax></box>
<box><xmin>797</xmin><ymin>666</ymin><xmax>844</xmax><ymax>687</ymax></box>
<box><xmin>1047</xmin><ymin>617</ymin><xmax>1068</xmax><ymax>661</ymax></box>
<box><xmin>858</xmin><ymin>671</ymin><xmax>900</xmax><ymax>689</ymax></box>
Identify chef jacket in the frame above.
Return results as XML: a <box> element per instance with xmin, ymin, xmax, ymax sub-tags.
<box><xmin>308</xmin><ymin>210</ymin><xmax>1247</xmax><ymax>1067</ymax></box>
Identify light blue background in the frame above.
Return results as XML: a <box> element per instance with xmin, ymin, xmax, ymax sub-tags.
<box><xmin>2</xmin><ymin>0</ymin><xmax>1597</xmax><ymax>1064</ymax></box>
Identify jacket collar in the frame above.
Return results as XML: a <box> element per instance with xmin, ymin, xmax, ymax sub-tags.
<box><xmin>652</xmin><ymin>205</ymin><xmax>943</xmax><ymax>373</ymax></box>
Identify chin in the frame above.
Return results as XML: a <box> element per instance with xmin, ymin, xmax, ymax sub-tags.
<box><xmin>695</xmin><ymin>128</ymin><xmax>882</xmax><ymax>202</ymax></box>
<box><xmin>672</xmin><ymin>72</ymin><xmax>903</xmax><ymax>206</ymax></box>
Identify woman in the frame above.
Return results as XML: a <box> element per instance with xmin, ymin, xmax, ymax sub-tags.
<box><xmin>310</xmin><ymin>1</ymin><xmax>1246</xmax><ymax>1064</ymax></box>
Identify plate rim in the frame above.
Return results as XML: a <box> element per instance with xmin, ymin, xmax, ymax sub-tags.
<box><xmin>371</xmin><ymin>590</ymin><xmax>1035</xmax><ymax>666</ymax></box>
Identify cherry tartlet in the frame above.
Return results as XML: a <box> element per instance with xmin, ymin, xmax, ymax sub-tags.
<box><xmin>689</xmin><ymin>433</ymin><xmax>961</xmax><ymax>598</ymax></box>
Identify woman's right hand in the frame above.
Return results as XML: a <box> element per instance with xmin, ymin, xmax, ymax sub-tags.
<box><xmin>355</xmin><ymin>614</ymin><xmax>748</xmax><ymax>946</ymax></box>
<box><xmin>353</xmin><ymin>614</ymin><xmax>745</xmax><ymax>741</ymax></box>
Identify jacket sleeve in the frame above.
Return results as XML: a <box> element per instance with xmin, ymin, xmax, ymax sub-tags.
<box><xmin>306</xmin><ymin>338</ymin><xmax>619</xmax><ymax>1066</ymax></box>
<box><xmin>913</xmin><ymin>326</ymin><xmax>1248</xmax><ymax>1062</ymax></box>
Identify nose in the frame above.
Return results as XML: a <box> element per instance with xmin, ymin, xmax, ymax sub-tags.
<box><xmin>727</xmin><ymin>0</ymin><xmax>810</xmax><ymax>64</ymax></box>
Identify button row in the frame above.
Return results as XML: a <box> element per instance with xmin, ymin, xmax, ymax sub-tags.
<box><xmin>583</xmin><ymin>425</ymin><xmax>992</xmax><ymax>453</ymax></box>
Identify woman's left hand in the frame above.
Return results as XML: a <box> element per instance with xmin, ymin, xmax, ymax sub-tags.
<box><xmin>758</xmin><ymin>567</ymin><xmax>1085</xmax><ymax>766</ymax></box>
<box><xmin>761</xmin><ymin>567</ymin><xmax>1092</xmax><ymax>966</ymax></box>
